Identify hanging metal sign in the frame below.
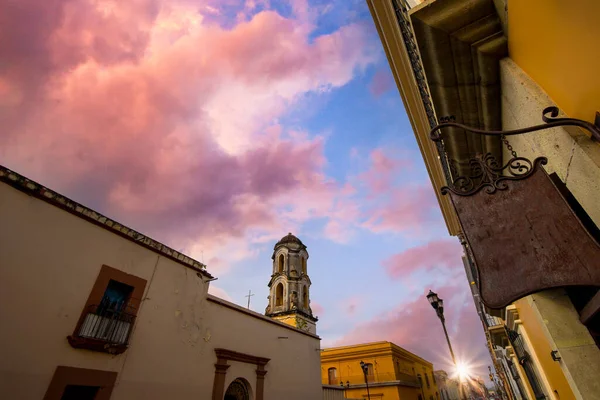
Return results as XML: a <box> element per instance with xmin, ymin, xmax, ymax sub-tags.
<box><xmin>430</xmin><ymin>107</ymin><xmax>600</xmax><ymax>309</ymax></box>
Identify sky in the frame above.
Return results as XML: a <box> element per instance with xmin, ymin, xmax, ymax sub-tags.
<box><xmin>1</xmin><ymin>0</ymin><xmax>492</xmax><ymax>380</ymax></box>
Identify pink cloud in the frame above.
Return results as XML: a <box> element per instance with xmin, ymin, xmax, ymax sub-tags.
<box><xmin>0</xmin><ymin>0</ymin><xmax>377</xmax><ymax>266</ymax></box>
<box><xmin>362</xmin><ymin>184</ymin><xmax>442</xmax><ymax>235</ymax></box>
<box><xmin>369</xmin><ymin>69</ymin><xmax>394</xmax><ymax>97</ymax></box>
<box><xmin>208</xmin><ymin>285</ymin><xmax>232</xmax><ymax>302</ymax></box>
<box><xmin>311</xmin><ymin>301</ymin><xmax>324</xmax><ymax>317</ymax></box>
<box><xmin>383</xmin><ymin>239</ymin><xmax>464</xmax><ymax>279</ymax></box>
<box><xmin>334</xmin><ymin>286</ymin><xmax>491</xmax><ymax>379</ymax></box>
<box><xmin>339</xmin><ymin>295</ymin><xmax>362</xmax><ymax>316</ymax></box>
<box><xmin>358</xmin><ymin>148</ymin><xmax>412</xmax><ymax>195</ymax></box>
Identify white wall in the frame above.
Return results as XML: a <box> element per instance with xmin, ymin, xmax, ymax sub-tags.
<box><xmin>0</xmin><ymin>181</ymin><xmax>322</xmax><ymax>399</ymax></box>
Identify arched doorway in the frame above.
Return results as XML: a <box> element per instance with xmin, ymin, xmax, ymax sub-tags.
<box><xmin>224</xmin><ymin>378</ymin><xmax>250</xmax><ymax>400</ymax></box>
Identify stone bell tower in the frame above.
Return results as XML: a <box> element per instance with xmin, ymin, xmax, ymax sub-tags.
<box><xmin>265</xmin><ymin>233</ymin><xmax>317</xmax><ymax>334</ymax></box>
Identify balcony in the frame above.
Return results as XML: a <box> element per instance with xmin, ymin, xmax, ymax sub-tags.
<box><xmin>484</xmin><ymin>313</ymin><xmax>509</xmax><ymax>348</ymax></box>
<box><xmin>68</xmin><ymin>302</ymin><xmax>136</xmax><ymax>354</ymax></box>
<box><xmin>336</xmin><ymin>373</ymin><xmax>420</xmax><ymax>388</ymax></box>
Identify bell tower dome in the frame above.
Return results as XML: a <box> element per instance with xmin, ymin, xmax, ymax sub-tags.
<box><xmin>265</xmin><ymin>233</ymin><xmax>317</xmax><ymax>334</ymax></box>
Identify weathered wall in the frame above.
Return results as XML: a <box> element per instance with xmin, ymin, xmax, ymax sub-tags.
<box><xmin>0</xmin><ymin>181</ymin><xmax>321</xmax><ymax>399</ymax></box>
<box><xmin>205</xmin><ymin>297</ymin><xmax>323</xmax><ymax>400</ymax></box>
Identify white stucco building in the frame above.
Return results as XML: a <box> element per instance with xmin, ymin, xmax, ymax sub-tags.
<box><xmin>0</xmin><ymin>165</ymin><xmax>322</xmax><ymax>400</ymax></box>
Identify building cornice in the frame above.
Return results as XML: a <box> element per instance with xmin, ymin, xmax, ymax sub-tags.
<box><xmin>366</xmin><ymin>0</ymin><xmax>460</xmax><ymax>235</ymax></box>
<box><xmin>0</xmin><ymin>165</ymin><xmax>213</xmax><ymax>278</ymax></box>
<box><xmin>321</xmin><ymin>341</ymin><xmax>433</xmax><ymax>366</ymax></box>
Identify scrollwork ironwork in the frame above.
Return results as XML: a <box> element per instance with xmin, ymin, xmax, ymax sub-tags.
<box><xmin>431</xmin><ymin>106</ymin><xmax>600</xmax><ymax>142</ymax></box>
<box><xmin>431</xmin><ymin>106</ymin><xmax>600</xmax><ymax>196</ymax></box>
<box><xmin>441</xmin><ymin>154</ymin><xmax>548</xmax><ymax>196</ymax></box>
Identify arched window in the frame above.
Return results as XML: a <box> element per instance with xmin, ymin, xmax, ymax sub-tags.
<box><xmin>303</xmin><ymin>286</ymin><xmax>308</xmax><ymax>308</ymax></box>
<box><xmin>275</xmin><ymin>283</ymin><xmax>284</xmax><ymax>306</ymax></box>
<box><xmin>224</xmin><ymin>378</ymin><xmax>250</xmax><ymax>400</ymax></box>
<box><xmin>278</xmin><ymin>254</ymin><xmax>284</xmax><ymax>273</ymax></box>
<box><xmin>328</xmin><ymin>367</ymin><xmax>338</xmax><ymax>385</ymax></box>
<box><xmin>301</xmin><ymin>257</ymin><xmax>307</xmax><ymax>275</ymax></box>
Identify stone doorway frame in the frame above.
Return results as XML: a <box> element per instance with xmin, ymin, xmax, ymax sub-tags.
<box><xmin>212</xmin><ymin>348</ymin><xmax>270</xmax><ymax>400</ymax></box>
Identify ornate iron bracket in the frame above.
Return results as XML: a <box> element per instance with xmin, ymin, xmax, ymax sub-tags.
<box><xmin>429</xmin><ymin>107</ymin><xmax>600</xmax><ymax>196</ymax></box>
<box><xmin>430</xmin><ymin>106</ymin><xmax>600</xmax><ymax>142</ymax></box>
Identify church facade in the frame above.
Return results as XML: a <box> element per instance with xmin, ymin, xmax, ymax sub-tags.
<box><xmin>0</xmin><ymin>165</ymin><xmax>322</xmax><ymax>400</ymax></box>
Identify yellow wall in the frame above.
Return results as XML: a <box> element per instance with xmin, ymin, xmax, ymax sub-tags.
<box><xmin>321</xmin><ymin>342</ymin><xmax>437</xmax><ymax>400</ymax></box>
<box><xmin>508</xmin><ymin>0</ymin><xmax>600</xmax><ymax>123</ymax></box>
<box><xmin>514</xmin><ymin>298</ymin><xmax>575</xmax><ymax>399</ymax></box>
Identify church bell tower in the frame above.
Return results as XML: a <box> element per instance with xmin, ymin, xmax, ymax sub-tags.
<box><xmin>265</xmin><ymin>233</ymin><xmax>317</xmax><ymax>334</ymax></box>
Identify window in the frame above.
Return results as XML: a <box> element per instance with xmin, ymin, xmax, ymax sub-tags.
<box><xmin>275</xmin><ymin>283</ymin><xmax>284</xmax><ymax>306</ymax></box>
<box><xmin>303</xmin><ymin>286</ymin><xmax>308</xmax><ymax>308</ymax></box>
<box><xmin>61</xmin><ymin>385</ymin><xmax>100</xmax><ymax>400</ymax></box>
<box><xmin>364</xmin><ymin>363</ymin><xmax>374</xmax><ymax>382</ymax></box>
<box><xmin>301</xmin><ymin>257</ymin><xmax>307</xmax><ymax>275</ymax></box>
<box><xmin>44</xmin><ymin>366</ymin><xmax>117</xmax><ymax>400</ymax></box>
<box><xmin>425</xmin><ymin>372</ymin><xmax>430</xmax><ymax>388</ymax></box>
<box><xmin>68</xmin><ymin>265</ymin><xmax>147</xmax><ymax>354</ymax></box>
<box><xmin>278</xmin><ymin>254</ymin><xmax>285</xmax><ymax>273</ymax></box>
<box><xmin>328</xmin><ymin>367</ymin><xmax>338</xmax><ymax>385</ymax></box>
<box><xmin>417</xmin><ymin>374</ymin><xmax>423</xmax><ymax>387</ymax></box>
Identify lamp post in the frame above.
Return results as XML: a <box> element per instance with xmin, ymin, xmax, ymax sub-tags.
<box><xmin>360</xmin><ymin>361</ymin><xmax>371</xmax><ymax>400</ymax></box>
<box><xmin>427</xmin><ymin>290</ymin><xmax>467</xmax><ymax>400</ymax></box>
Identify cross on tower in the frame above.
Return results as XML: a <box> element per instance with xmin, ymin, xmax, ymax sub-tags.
<box><xmin>245</xmin><ymin>290</ymin><xmax>255</xmax><ymax>309</ymax></box>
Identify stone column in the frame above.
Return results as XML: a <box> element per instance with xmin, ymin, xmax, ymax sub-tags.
<box><xmin>212</xmin><ymin>360</ymin><xmax>230</xmax><ymax>400</ymax></box>
<box><xmin>255</xmin><ymin>366</ymin><xmax>268</xmax><ymax>400</ymax></box>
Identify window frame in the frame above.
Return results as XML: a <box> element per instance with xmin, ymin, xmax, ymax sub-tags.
<box><xmin>327</xmin><ymin>367</ymin><xmax>338</xmax><ymax>385</ymax></box>
<box><xmin>67</xmin><ymin>265</ymin><xmax>147</xmax><ymax>354</ymax></box>
<box><xmin>43</xmin><ymin>366</ymin><xmax>117</xmax><ymax>400</ymax></box>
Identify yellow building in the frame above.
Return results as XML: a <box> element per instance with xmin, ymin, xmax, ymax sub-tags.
<box><xmin>367</xmin><ymin>0</ymin><xmax>600</xmax><ymax>399</ymax></box>
<box><xmin>321</xmin><ymin>341</ymin><xmax>439</xmax><ymax>400</ymax></box>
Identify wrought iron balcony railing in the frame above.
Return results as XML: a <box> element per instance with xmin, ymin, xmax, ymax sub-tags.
<box><xmin>77</xmin><ymin>303</ymin><xmax>136</xmax><ymax>345</ymax></box>
<box><xmin>485</xmin><ymin>314</ymin><xmax>504</xmax><ymax>328</ymax></box>
<box><xmin>331</xmin><ymin>372</ymin><xmax>420</xmax><ymax>387</ymax></box>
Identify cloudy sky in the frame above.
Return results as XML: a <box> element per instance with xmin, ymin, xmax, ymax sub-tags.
<box><xmin>1</xmin><ymin>0</ymin><xmax>491</xmax><ymax>379</ymax></box>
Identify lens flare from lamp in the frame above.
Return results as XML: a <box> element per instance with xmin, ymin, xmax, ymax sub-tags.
<box><xmin>455</xmin><ymin>362</ymin><xmax>472</xmax><ymax>380</ymax></box>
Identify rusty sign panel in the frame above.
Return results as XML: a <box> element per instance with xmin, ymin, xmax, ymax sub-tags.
<box><xmin>447</xmin><ymin>159</ymin><xmax>600</xmax><ymax>309</ymax></box>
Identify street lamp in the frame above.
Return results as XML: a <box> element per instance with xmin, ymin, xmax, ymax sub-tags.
<box><xmin>427</xmin><ymin>290</ymin><xmax>467</xmax><ymax>400</ymax></box>
<box><xmin>360</xmin><ymin>361</ymin><xmax>371</xmax><ymax>400</ymax></box>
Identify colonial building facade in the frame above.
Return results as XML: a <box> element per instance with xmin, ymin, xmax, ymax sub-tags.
<box><xmin>0</xmin><ymin>166</ymin><xmax>322</xmax><ymax>399</ymax></box>
<box><xmin>321</xmin><ymin>341</ymin><xmax>437</xmax><ymax>400</ymax></box>
<box><xmin>367</xmin><ymin>0</ymin><xmax>600</xmax><ymax>399</ymax></box>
